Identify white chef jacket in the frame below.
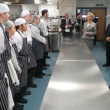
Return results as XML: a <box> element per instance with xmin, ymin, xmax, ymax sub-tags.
<box><xmin>39</xmin><ymin>17</ymin><xmax>48</xmax><ymax>37</ymax></box>
<box><xmin>9</xmin><ymin>38</ymin><xmax>21</xmax><ymax>72</ymax></box>
<box><xmin>24</xmin><ymin>24</ymin><xmax>32</xmax><ymax>46</ymax></box>
<box><xmin>0</xmin><ymin>24</ymin><xmax>6</xmax><ymax>54</ymax></box>
<box><xmin>30</xmin><ymin>24</ymin><xmax>46</xmax><ymax>44</ymax></box>
<box><xmin>13</xmin><ymin>30</ymin><xmax>26</xmax><ymax>52</ymax></box>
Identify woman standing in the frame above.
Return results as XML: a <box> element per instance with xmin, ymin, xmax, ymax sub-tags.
<box><xmin>82</xmin><ymin>12</ymin><xmax>97</xmax><ymax>50</ymax></box>
<box><xmin>14</xmin><ymin>18</ymin><xmax>29</xmax><ymax>104</ymax></box>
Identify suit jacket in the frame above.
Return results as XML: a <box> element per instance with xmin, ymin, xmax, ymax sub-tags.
<box><xmin>105</xmin><ymin>24</ymin><xmax>110</xmax><ymax>38</ymax></box>
<box><xmin>82</xmin><ymin>21</ymin><xmax>97</xmax><ymax>39</ymax></box>
<box><xmin>104</xmin><ymin>24</ymin><xmax>110</xmax><ymax>45</ymax></box>
<box><xmin>60</xmin><ymin>18</ymin><xmax>75</xmax><ymax>35</ymax></box>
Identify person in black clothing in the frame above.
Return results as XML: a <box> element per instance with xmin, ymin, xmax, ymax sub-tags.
<box><xmin>75</xmin><ymin>13</ymin><xmax>85</xmax><ymax>33</ymax></box>
<box><xmin>60</xmin><ymin>12</ymin><xmax>75</xmax><ymax>37</ymax></box>
<box><xmin>103</xmin><ymin>24</ymin><xmax>110</xmax><ymax>67</ymax></box>
<box><xmin>93</xmin><ymin>13</ymin><xmax>98</xmax><ymax>45</ymax></box>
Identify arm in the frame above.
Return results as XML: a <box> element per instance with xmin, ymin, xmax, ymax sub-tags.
<box><xmin>39</xmin><ymin>21</ymin><xmax>48</xmax><ymax>36</ymax></box>
<box><xmin>31</xmin><ymin>26</ymin><xmax>46</xmax><ymax>44</ymax></box>
<box><xmin>85</xmin><ymin>23</ymin><xmax>97</xmax><ymax>36</ymax></box>
<box><xmin>105</xmin><ymin>24</ymin><xmax>110</xmax><ymax>38</ymax></box>
<box><xmin>0</xmin><ymin>28</ymin><xmax>5</xmax><ymax>54</ymax></box>
<box><xmin>11</xmin><ymin>46</ymin><xmax>22</xmax><ymax>73</ymax></box>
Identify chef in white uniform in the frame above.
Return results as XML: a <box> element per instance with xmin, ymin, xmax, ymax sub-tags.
<box><xmin>21</xmin><ymin>10</ymin><xmax>37</xmax><ymax>88</ymax></box>
<box><xmin>39</xmin><ymin>9</ymin><xmax>50</xmax><ymax>68</ymax></box>
<box><xmin>0</xmin><ymin>3</ymin><xmax>10</xmax><ymax>110</ymax></box>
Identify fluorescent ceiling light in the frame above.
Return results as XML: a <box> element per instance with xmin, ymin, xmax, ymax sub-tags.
<box><xmin>4</xmin><ymin>2</ymin><xmax>12</xmax><ymax>4</ymax></box>
<box><xmin>34</xmin><ymin>0</ymin><xmax>40</xmax><ymax>4</ymax></box>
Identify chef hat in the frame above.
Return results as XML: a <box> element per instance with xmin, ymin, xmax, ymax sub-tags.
<box><xmin>15</xmin><ymin>18</ymin><xmax>26</xmax><ymax>26</ymax></box>
<box><xmin>20</xmin><ymin>10</ymin><xmax>30</xmax><ymax>17</ymax></box>
<box><xmin>5</xmin><ymin>20</ymin><xmax>14</xmax><ymax>29</ymax></box>
<box><xmin>0</xmin><ymin>3</ymin><xmax>10</xmax><ymax>14</ymax></box>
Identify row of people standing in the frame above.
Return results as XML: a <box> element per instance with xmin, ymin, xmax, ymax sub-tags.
<box><xmin>0</xmin><ymin>3</ymin><xmax>50</xmax><ymax>110</ymax></box>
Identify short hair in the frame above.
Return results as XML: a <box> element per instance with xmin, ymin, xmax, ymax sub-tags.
<box><xmin>5</xmin><ymin>20</ymin><xmax>14</xmax><ymax>29</ymax></box>
<box><xmin>87</xmin><ymin>12</ymin><xmax>95</xmax><ymax>20</ymax></box>
<box><xmin>41</xmin><ymin>9</ymin><xmax>48</xmax><ymax>16</ymax></box>
<box><xmin>76</xmin><ymin>13</ymin><xmax>81</xmax><ymax>16</ymax></box>
<box><xmin>32</xmin><ymin>15</ymin><xmax>40</xmax><ymax>23</ymax></box>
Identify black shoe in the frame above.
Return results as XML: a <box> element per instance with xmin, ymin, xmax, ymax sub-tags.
<box><xmin>29</xmin><ymin>83</ymin><xmax>37</xmax><ymax>88</ymax></box>
<box><xmin>44</xmin><ymin>64</ymin><xmax>50</xmax><ymax>67</ymax></box>
<box><xmin>42</xmin><ymin>66</ymin><xmax>47</xmax><ymax>70</ymax></box>
<box><xmin>46</xmin><ymin>56</ymin><xmax>51</xmax><ymax>59</ymax></box>
<box><xmin>24</xmin><ymin>91</ymin><xmax>31</xmax><ymax>95</ymax></box>
<box><xmin>102</xmin><ymin>63</ymin><xmax>110</xmax><ymax>67</ymax></box>
<box><xmin>19</xmin><ymin>98</ymin><xmax>28</xmax><ymax>104</ymax></box>
<box><xmin>35</xmin><ymin>75</ymin><xmax>43</xmax><ymax>78</ymax></box>
<box><xmin>13</xmin><ymin>106</ymin><xmax>23</xmax><ymax>110</ymax></box>
<box><xmin>15</xmin><ymin>103</ymin><xmax>24</xmax><ymax>108</ymax></box>
<box><xmin>41</xmin><ymin>73</ymin><xmax>46</xmax><ymax>76</ymax></box>
<box><xmin>41</xmin><ymin>73</ymin><xmax>51</xmax><ymax>76</ymax></box>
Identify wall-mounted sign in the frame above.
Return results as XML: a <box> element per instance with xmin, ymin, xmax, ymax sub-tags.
<box><xmin>96</xmin><ymin>4</ymin><xmax>104</xmax><ymax>7</ymax></box>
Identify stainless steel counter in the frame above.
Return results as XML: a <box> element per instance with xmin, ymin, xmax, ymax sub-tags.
<box><xmin>58</xmin><ymin>42</ymin><xmax>95</xmax><ymax>61</ymax></box>
<box><xmin>39</xmin><ymin>36</ymin><xmax>110</xmax><ymax>110</ymax></box>
<box><xmin>39</xmin><ymin>61</ymin><xmax>110</xmax><ymax>110</ymax></box>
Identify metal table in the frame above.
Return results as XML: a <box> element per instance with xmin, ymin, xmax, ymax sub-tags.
<box><xmin>58</xmin><ymin>42</ymin><xmax>95</xmax><ymax>61</ymax></box>
<box><xmin>39</xmin><ymin>61</ymin><xmax>110</xmax><ymax>110</ymax></box>
<box><xmin>39</xmin><ymin>36</ymin><xmax>110</xmax><ymax>110</ymax></box>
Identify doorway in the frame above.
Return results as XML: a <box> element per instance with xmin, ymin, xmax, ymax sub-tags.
<box><xmin>91</xmin><ymin>8</ymin><xmax>106</xmax><ymax>40</ymax></box>
<box><xmin>77</xmin><ymin>8</ymin><xmax>107</xmax><ymax>41</ymax></box>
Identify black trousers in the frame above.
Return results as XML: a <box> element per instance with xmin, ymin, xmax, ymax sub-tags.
<box><xmin>42</xmin><ymin>52</ymin><xmax>48</xmax><ymax>66</ymax></box>
<box><xmin>93</xmin><ymin>35</ymin><xmax>97</xmax><ymax>45</ymax></box>
<box><xmin>27</xmin><ymin>67</ymin><xmax>37</xmax><ymax>86</ymax></box>
<box><xmin>35</xmin><ymin>58</ymin><xmax>43</xmax><ymax>76</ymax></box>
<box><xmin>106</xmin><ymin>43</ymin><xmax>110</xmax><ymax>64</ymax></box>
<box><xmin>14</xmin><ymin>86</ymin><xmax>26</xmax><ymax>103</ymax></box>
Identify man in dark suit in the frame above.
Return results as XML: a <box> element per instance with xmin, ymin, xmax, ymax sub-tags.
<box><xmin>60</xmin><ymin>12</ymin><xmax>75</xmax><ymax>37</ymax></box>
<box><xmin>103</xmin><ymin>24</ymin><xmax>110</xmax><ymax>67</ymax></box>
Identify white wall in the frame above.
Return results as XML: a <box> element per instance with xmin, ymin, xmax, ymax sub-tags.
<box><xmin>39</xmin><ymin>4</ymin><xmax>59</xmax><ymax>17</ymax></box>
<box><xmin>22</xmin><ymin>4</ymin><xmax>39</xmax><ymax>12</ymax></box>
<box><xmin>8</xmin><ymin>5</ymin><xmax>22</xmax><ymax>16</ymax></box>
<box><xmin>58</xmin><ymin>0</ymin><xmax>76</xmax><ymax>17</ymax></box>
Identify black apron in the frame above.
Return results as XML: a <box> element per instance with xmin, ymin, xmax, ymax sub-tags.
<box><xmin>1</xmin><ymin>27</ymin><xmax>20</xmax><ymax>97</ymax></box>
<box><xmin>27</xmin><ymin>43</ymin><xmax>37</xmax><ymax>69</ymax></box>
<box><xmin>17</xmin><ymin>31</ymin><xmax>28</xmax><ymax>88</ymax></box>
<box><xmin>31</xmin><ymin>24</ymin><xmax>44</xmax><ymax>60</ymax></box>
<box><xmin>0</xmin><ymin>24</ymin><xmax>9</xmax><ymax>110</ymax></box>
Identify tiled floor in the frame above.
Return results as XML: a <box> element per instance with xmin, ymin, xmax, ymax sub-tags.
<box><xmin>23</xmin><ymin>52</ymin><xmax>59</xmax><ymax>110</ymax></box>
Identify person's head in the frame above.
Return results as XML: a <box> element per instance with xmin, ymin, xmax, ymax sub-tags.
<box><xmin>15</xmin><ymin>18</ymin><xmax>27</xmax><ymax>32</ymax></box>
<box><xmin>5</xmin><ymin>20</ymin><xmax>15</xmax><ymax>37</ymax></box>
<box><xmin>64</xmin><ymin>12</ymin><xmax>69</xmax><ymax>19</ymax></box>
<box><xmin>41</xmin><ymin>9</ymin><xmax>48</xmax><ymax>19</ymax></box>
<box><xmin>32</xmin><ymin>15</ymin><xmax>41</xmax><ymax>25</ymax></box>
<box><xmin>76</xmin><ymin>13</ymin><xmax>82</xmax><ymax>18</ymax></box>
<box><xmin>21</xmin><ymin>10</ymin><xmax>32</xmax><ymax>23</ymax></box>
<box><xmin>0</xmin><ymin>3</ymin><xmax>10</xmax><ymax>24</ymax></box>
<box><xmin>87</xmin><ymin>12</ymin><xmax>95</xmax><ymax>21</ymax></box>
